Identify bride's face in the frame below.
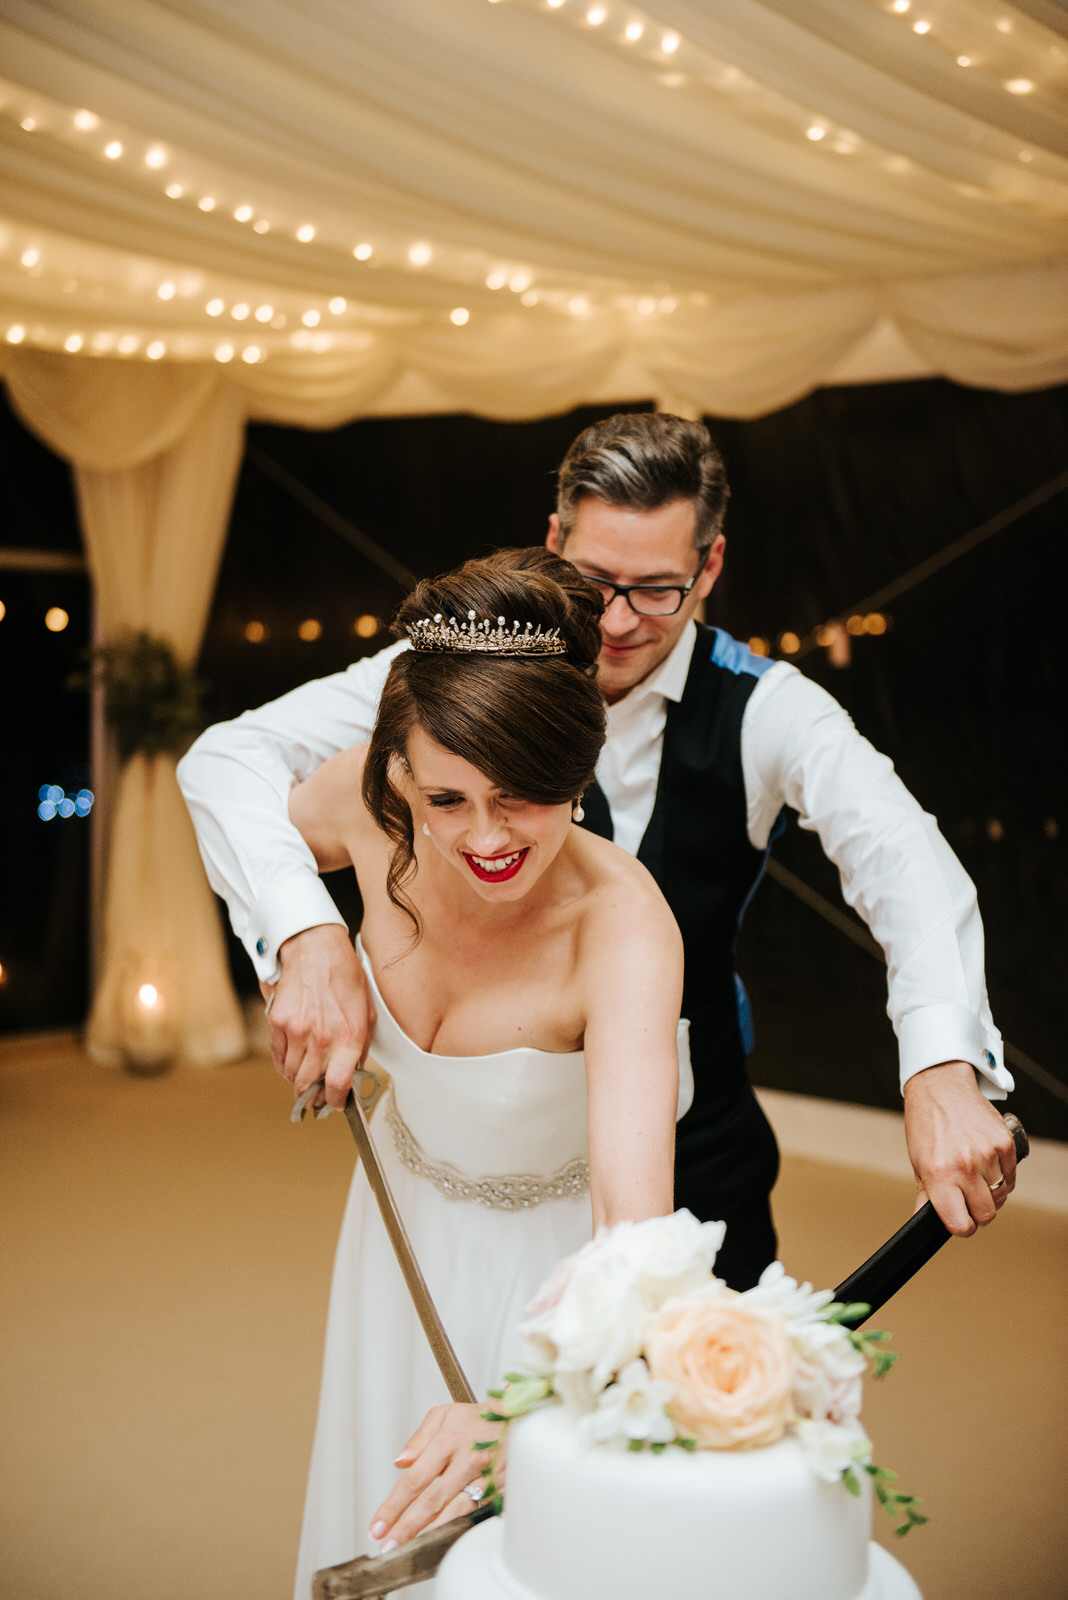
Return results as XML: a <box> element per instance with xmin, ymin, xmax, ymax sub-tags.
<box><xmin>405</xmin><ymin>726</ymin><xmax>574</xmax><ymax>904</ymax></box>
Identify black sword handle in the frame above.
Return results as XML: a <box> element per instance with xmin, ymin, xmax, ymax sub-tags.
<box><xmin>832</xmin><ymin>1112</ymin><xmax>1028</xmax><ymax>1329</ymax></box>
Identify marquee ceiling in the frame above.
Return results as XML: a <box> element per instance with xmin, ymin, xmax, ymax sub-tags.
<box><xmin>1</xmin><ymin>0</ymin><xmax>1067</xmax><ymax>423</ymax></box>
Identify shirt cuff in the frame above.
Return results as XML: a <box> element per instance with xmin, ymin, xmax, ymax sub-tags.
<box><xmin>897</xmin><ymin>1004</ymin><xmax>1014</xmax><ymax>1100</ymax></box>
<box><xmin>248</xmin><ymin>874</ymin><xmax>349</xmax><ymax>983</ymax></box>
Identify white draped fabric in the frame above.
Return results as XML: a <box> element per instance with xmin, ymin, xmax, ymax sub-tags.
<box><xmin>73</xmin><ymin>382</ymin><xmax>248</xmax><ymax>1067</ymax></box>
<box><xmin>1</xmin><ymin>0</ymin><xmax>1065</xmax><ymax>1058</ymax></box>
<box><xmin>0</xmin><ymin>0</ymin><xmax>1066</xmax><ymax>421</ymax></box>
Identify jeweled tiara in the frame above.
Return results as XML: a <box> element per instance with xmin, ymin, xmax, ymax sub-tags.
<box><xmin>406</xmin><ymin>610</ymin><xmax>567</xmax><ymax>656</ymax></box>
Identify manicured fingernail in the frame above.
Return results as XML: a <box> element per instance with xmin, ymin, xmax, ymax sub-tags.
<box><xmin>370</xmin><ymin>1520</ymin><xmax>387</xmax><ymax>1539</ymax></box>
<box><xmin>380</xmin><ymin>1539</ymin><xmax>398</xmax><ymax>1554</ymax></box>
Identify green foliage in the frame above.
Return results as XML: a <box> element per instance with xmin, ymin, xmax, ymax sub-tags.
<box><xmin>73</xmin><ymin>631</ymin><xmax>203</xmax><ymax>760</ymax></box>
<box><xmin>864</xmin><ymin>1463</ymin><xmax>927</xmax><ymax>1536</ymax></box>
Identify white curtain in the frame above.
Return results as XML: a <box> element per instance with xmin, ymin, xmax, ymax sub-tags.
<box><xmin>10</xmin><ymin>362</ymin><xmax>250</xmax><ymax>1066</ymax></box>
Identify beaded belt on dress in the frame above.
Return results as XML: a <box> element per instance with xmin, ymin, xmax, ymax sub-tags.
<box><xmin>384</xmin><ymin>1094</ymin><xmax>589</xmax><ymax>1210</ymax></box>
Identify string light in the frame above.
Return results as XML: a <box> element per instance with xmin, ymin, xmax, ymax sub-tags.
<box><xmin>7</xmin><ymin>325</ymin><xmax>26</xmax><ymax>344</ymax></box>
<box><xmin>450</xmin><ymin>307</ymin><xmax>470</xmax><ymax>325</ymax></box>
<box><xmin>355</xmin><ymin>615</ymin><xmax>380</xmax><ymax>638</ymax></box>
<box><xmin>252</xmin><ymin>218</ymin><xmax>270</xmax><ymax>233</ymax></box>
<box><xmin>508</xmin><ymin>270</ymin><xmax>532</xmax><ymax>292</ymax></box>
<box><xmin>637</xmin><ymin>296</ymin><xmax>656</xmax><ymax>314</ymax></box>
<box><xmin>1005</xmin><ymin>79</ymin><xmax>1034</xmax><ymax>94</ymax></box>
<box><xmin>748</xmin><ymin>637</ymin><xmax>769</xmax><ymax>657</ymax></box>
<box><xmin>486</xmin><ymin>271</ymin><xmax>506</xmax><ymax>289</ymax></box>
<box><xmin>105</xmin><ymin>140</ymin><xmax>122</xmax><ymax>158</ymax></box>
<box><xmin>520</xmin><ymin>289</ymin><xmax>539</xmax><ymax>306</ymax></box>
<box><xmin>408</xmin><ymin>242</ymin><xmax>433</xmax><ymax>266</ymax></box>
<box><xmin>779</xmin><ymin>631</ymin><xmax>800</xmax><ymax>654</ymax></box>
<box><xmin>146</xmin><ymin>340</ymin><xmax>166</xmax><ymax>359</ymax></box>
<box><xmin>45</xmin><ymin>607</ymin><xmax>69</xmax><ymax>632</ymax></box>
<box><xmin>138</xmin><ymin>984</ymin><xmax>160</xmax><ymax>1008</ymax></box>
<box><xmin>806</xmin><ymin>125</ymin><xmax>827</xmax><ymax>142</ymax></box>
<box><xmin>587</xmin><ymin>7</ymin><xmax>606</xmax><ymax>25</ymax></box>
<box><xmin>0</xmin><ymin>600</ymin><xmax>5</xmax><ymax>620</ymax></box>
<box><xmin>74</xmin><ymin>110</ymin><xmax>99</xmax><ymax>130</ymax></box>
<box><xmin>117</xmin><ymin>334</ymin><xmax>139</xmax><ymax>354</ymax></box>
<box><xmin>165</xmin><ymin>183</ymin><xmax>183</xmax><ymax>198</ymax></box>
<box><xmin>302</xmin><ymin>309</ymin><xmax>320</xmax><ymax>327</ymax></box>
<box><xmin>234</xmin><ymin>204</ymin><xmax>253</xmax><ymax>222</ymax></box>
<box><xmin>255</xmin><ymin>304</ymin><xmax>273</xmax><ymax>321</ymax></box>
<box><xmin>231</xmin><ymin>302</ymin><xmax>250</xmax><ymax>320</ymax></box>
<box><xmin>206</xmin><ymin>298</ymin><xmax>224</xmax><ymax>315</ymax></box>
<box><xmin>353</xmin><ymin>243</ymin><xmax>373</xmax><ymax>260</ymax></box>
<box><xmin>244</xmin><ymin>621</ymin><xmax>267</xmax><ymax>643</ymax></box>
<box><xmin>21</xmin><ymin>249</ymin><xmax>38</xmax><ymax>267</ymax></box>
<box><xmin>298</xmin><ymin>618</ymin><xmax>323</xmax><ymax>641</ymax></box>
<box><xmin>20</xmin><ymin>117</ymin><xmax>37</xmax><ymax>132</ymax></box>
<box><xmin>329</xmin><ymin>297</ymin><xmax>347</xmax><ymax>314</ymax></box>
<box><xmin>625</xmin><ymin>22</ymin><xmax>643</xmax><ymax>41</ymax></box>
<box><xmin>956</xmin><ymin>55</ymin><xmax>971</xmax><ymax>66</ymax></box>
<box><xmin>846</xmin><ymin>614</ymin><xmax>865</xmax><ymax>636</ymax></box>
<box><xmin>63</xmin><ymin>334</ymin><xmax>83</xmax><ymax>352</ymax></box>
<box><xmin>296</xmin><ymin>224</ymin><xmax>316</xmax><ymax>242</ymax></box>
<box><xmin>198</xmin><ymin>196</ymin><xmax>215</xmax><ymax>212</ymax></box>
<box><xmin>157</xmin><ymin>281</ymin><xmax>176</xmax><ymax>300</ymax></box>
<box><xmin>912</xmin><ymin>20</ymin><xmax>930</xmax><ymax>35</ymax></box>
<box><xmin>661</xmin><ymin>32</ymin><xmax>680</xmax><ymax>53</ymax></box>
<box><xmin>214</xmin><ymin>344</ymin><xmax>234</xmax><ymax>362</ymax></box>
<box><xmin>568</xmin><ymin>296</ymin><xmax>589</xmax><ymax>315</ymax></box>
<box><xmin>145</xmin><ymin>146</ymin><xmax>166</xmax><ymax>168</ymax></box>
<box><xmin>241</xmin><ymin>345</ymin><xmax>261</xmax><ymax>362</ymax></box>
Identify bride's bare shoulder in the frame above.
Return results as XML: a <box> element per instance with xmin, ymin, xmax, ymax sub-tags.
<box><xmin>288</xmin><ymin>742</ymin><xmax>374</xmax><ymax>871</ymax></box>
<box><xmin>573</xmin><ymin>831</ymin><xmax>679</xmax><ymax>944</ymax></box>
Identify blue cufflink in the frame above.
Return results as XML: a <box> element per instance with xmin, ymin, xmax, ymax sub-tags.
<box><xmin>984</xmin><ymin>1049</ymin><xmax>996</xmax><ymax>1067</ymax></box>
<box><xmin>256</xmin><ymin>937</ymin><xmax>267</xmax><ymax>956</ymax></box>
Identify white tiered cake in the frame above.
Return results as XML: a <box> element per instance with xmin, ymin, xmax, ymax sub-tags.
<box><xmin>432</xmin><ymin>1212</ymin><xmax>923</xmax><ymax>1600</ymax></box>
<box><xmin>434</xmin><ymin>1405</ymin><xmax>921</xmax><ymax>1599</ymax></box>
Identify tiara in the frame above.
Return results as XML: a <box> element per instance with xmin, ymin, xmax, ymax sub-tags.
<box><xmin>406</xmin><ymin>610</ymin><xmax>567</xmax><ymax>656</ymax></box>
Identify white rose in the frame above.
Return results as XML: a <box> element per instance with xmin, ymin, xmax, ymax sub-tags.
<box><xmin>617</xmin><ymin>1210</ymin><xmax>725</xmax><ymax>1309</ymax></box>
<box><xmin>743</xmin><ymin>1262</ymin><xmax>836</xmax><ymax>1328</ymax></box>
<box><xmin>548</xmin><ymin>1250</ymin><xmax>649</xmax><ymax>1390</ymax></box>
<box><xmin>795</xmin><ymin>1419</ymin><xmax>871</xmax><ymax>1483</ymax></box>
<box><xmin>517</xmin><ymin>1228</ymin><xmax>631</xmax><ymax>1374</ymax></box>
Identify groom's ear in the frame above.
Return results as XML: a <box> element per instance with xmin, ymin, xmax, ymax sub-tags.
<box><xmin>546</xmin><ymin>515</ymin><xmax>561</xmax><ymax>554</ymax></box>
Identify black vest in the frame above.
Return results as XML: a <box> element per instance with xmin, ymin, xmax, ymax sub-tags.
<box><xmin>581</xmin><ymin>625</ymin><xmax>783</xmax><ymax>1129</ymax></box>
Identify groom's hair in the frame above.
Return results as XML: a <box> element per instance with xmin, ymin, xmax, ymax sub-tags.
<box><xmin>555</xmin><ymin>412</ymin><xmax>730</xmax><ymax>554</ymax></box>
<box><xmin>363</xmin><ymin>547</ymin><xmax>606</xmax><ymax>938</ymax></box>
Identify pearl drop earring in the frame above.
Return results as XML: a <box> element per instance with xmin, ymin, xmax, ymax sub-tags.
<box><xmin>572</xmin><ymin>801</ymin><xmax>585</xmax><ymax>823</ymax></box>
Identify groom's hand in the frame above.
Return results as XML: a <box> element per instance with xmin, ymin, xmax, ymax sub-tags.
<box><xmin>903</xmin><ymin>1060</ymin><xmax>1017</xmax><ymax>1235</ymax></box>
<box><xmin>262</xmin><ymin>924</ymin><xmax>375</xmax><ymax>1109</ymax></box>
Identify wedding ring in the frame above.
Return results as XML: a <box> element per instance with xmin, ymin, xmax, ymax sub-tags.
<box><xmin>989</xmin><ymin>1175</ymin><xmax>1006</xmax><ymax>1192</ymax></box>
<box><xmin>463</xmin><ymin>1481</ymin><xmax>486</xmax><ymax>1504</ymax></box>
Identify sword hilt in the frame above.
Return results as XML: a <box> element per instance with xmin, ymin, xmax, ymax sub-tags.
<box><xmin>833</xmin><ymin>1111</ymin><xmax>1028</xmax><ymax>1328</ymax></box>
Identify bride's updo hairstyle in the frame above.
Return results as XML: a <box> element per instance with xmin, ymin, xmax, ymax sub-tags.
<box><xmin>362</xmin><ymin>547</ymin><xmax>605</xmax><ymax>931</ymax></box>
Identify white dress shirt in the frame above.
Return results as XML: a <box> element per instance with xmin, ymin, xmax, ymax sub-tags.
<box><xmin>177</xmin><ymin>624</ymin><xmax>1010</xmax><ymax>1099</ymax></box>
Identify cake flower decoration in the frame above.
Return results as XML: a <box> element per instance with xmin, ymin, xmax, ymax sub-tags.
<box><xmin>476</xmin><ymin>1210</ymin><xmax>926</xmax><ymax>1536</ymax></box>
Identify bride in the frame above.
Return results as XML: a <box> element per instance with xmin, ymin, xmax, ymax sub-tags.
<box><xmin>283</xmin><ymin>547</ymin><xmax>688</xmax><ymax>1595</ymax></box>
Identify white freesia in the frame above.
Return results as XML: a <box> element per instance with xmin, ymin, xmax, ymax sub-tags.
<box><xmin>796</xmin><ymin>1419</ymin><xmax>872</xmax><ymax>1482</ymax></box>
<box><xmin>580</xmin><ymin>1359</ymin><xmax>677</xmax><ymax>1447</ymax></box>
<box><xmin>741</xmin><ymin>1262</ymin><xmax>836</xmax><ymax>1329</ymax></box>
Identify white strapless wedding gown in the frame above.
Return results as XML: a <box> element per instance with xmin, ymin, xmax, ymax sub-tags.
<box><xmin>293</xmin><ymin>942</ymin><xmax>693</xmax><ymax>1600</ymax></box>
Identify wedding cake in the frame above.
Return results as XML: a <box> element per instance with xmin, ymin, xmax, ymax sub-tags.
<box><xmin>433</xmin><ymin>1212</ymin><xmax>923</xmax><ymax>1600</ymax></box>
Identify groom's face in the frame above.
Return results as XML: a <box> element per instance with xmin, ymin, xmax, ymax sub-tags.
<box><xmin>547</xmin><ymin>497</ymin><xmax>724</xmax><ymax>704</ymax></box>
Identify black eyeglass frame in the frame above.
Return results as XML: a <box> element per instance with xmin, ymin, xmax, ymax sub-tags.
<box><xmin>576</xmin><ymin>551</ymin><xmax>710</xmax><ymax>617</ymax></box>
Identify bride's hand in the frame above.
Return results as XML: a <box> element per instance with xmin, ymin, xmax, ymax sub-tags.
<box><xmin>368</xmin><ymin>1402</ymin><xmax>506</xmax><ymax>1550</ymax></box>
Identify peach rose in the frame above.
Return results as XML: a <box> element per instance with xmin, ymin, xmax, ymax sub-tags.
<box><xmin>645</xmin><ymin>1290</ymin><xmax>797</xmax><ymax>1449</ymax></box>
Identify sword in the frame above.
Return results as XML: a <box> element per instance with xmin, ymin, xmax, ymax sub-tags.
<box><xmin>301</xmin><ymin>1092</ymin><xmax>1027</xmax><ymax>1598</ymax></box>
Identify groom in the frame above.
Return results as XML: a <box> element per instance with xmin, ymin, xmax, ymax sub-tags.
<box><xmin>178</xmin><ymin>411</ymin><xmax>1017</xmax><ymax>1290</ymax></box>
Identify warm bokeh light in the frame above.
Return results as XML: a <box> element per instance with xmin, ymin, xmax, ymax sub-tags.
<box><xmin>44</xmin><ymin>607</ymin><xmax>69</xmax><ymax>632</ymax></box>
<box><xmin>138</xmin><ymin>983</ymin><xmax>160</xmax><ymax>1008</ymax></box>
<box><xmin>815</xmin><ymin>623</ymin><xmax>836</xmax><ymax>647</ymax></box>
<box><xmin>986</xmin><ymin>819</ymin><xmax>1004</xmax><ymax>842</ymax></box>
<box><xmin>353</xmin><ymin>242</ymin><xmax>373</xmax><ymax>260</ymax></box>
<box><xmin>846</xmin><ymin>614</ymin><xmax>865</xmax><ymax>636</ymax></box>
<box><xmin>863</xmin><ymin>612</ymin><xmax>888</xmax><ymax>635</ymax></box>
<box><xmin>0</xmin><ymin>960</ymin><xmax>6</xmax><ymax>986</ymax></box>
<box><xmin>354</xmin><ymin>615</ymin><xmax>381</xmax><ymax>639</ymax></box>
<box><xmin>408</xmin><ymin>242</ymin><xmax>432</xmax><ymax>266</ymax></box>
<box><xmin>778</xmin><ymin>631</ymin><xmax>800</xmax><ymax>654</ymax></box>
<box><xmin>747</xmin><ymin>636</ymin><xmax>769</xmax><ymax>657</ymax></box>
<box><xmin>0</xmin><ymin>599</ymin><xmax>6</xmax><ymax>621</ymax></box>
<box><xmin>450</xmin><ymin>307</ymin><xmax>470</xmax><ymax>325</ymax></box>
<box><xmin>244</xmin><ymin>621</ymin><xmax>267</xmax><ymax>643</ymax></box>
<box><xmin>298</xmin><ymin>619</ymin><xmax>323</xmax><ymax>642</ymax></box>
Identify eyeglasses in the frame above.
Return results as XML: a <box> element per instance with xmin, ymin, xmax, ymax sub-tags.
<box><xmin>577</xmin><ymin>555</ymin><xmax>707</xmax><ymax>617</ymax></box>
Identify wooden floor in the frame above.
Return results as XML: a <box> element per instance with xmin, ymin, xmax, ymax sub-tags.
<box><xmin>1</xmin><ymin>1034</ymin><xmax>1065</xmax><ymax>1600</ymax></box>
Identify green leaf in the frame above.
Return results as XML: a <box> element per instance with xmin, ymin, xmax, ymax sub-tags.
<box><xmin>472</xmin><ymin>1439</ymin><xmax>496</xmax><ymax>1451</ymax></box>
<box><xmin>842</xmin><ymin>1469</ymin><xmax>862</xmax><ymax>1498</ymax></box>
<box><xmin>628</xmin><ymin>1439</ymin><xmax>644</xmax><ymax>1453</ymax></box>
<box><xmin>675</xmin><ymin>1436</ymin><xmax>698</xmax><ymax>1451</ymax></box>
<box><xmin>480</xmin><ymin>1412</ymin><xmax>508</xmax><ymax>1424</ymax></box>
<box><xmin>650</xmin><ymin>1441</ymin><xmax>667</xmax><ymax>1455</ymax></box>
